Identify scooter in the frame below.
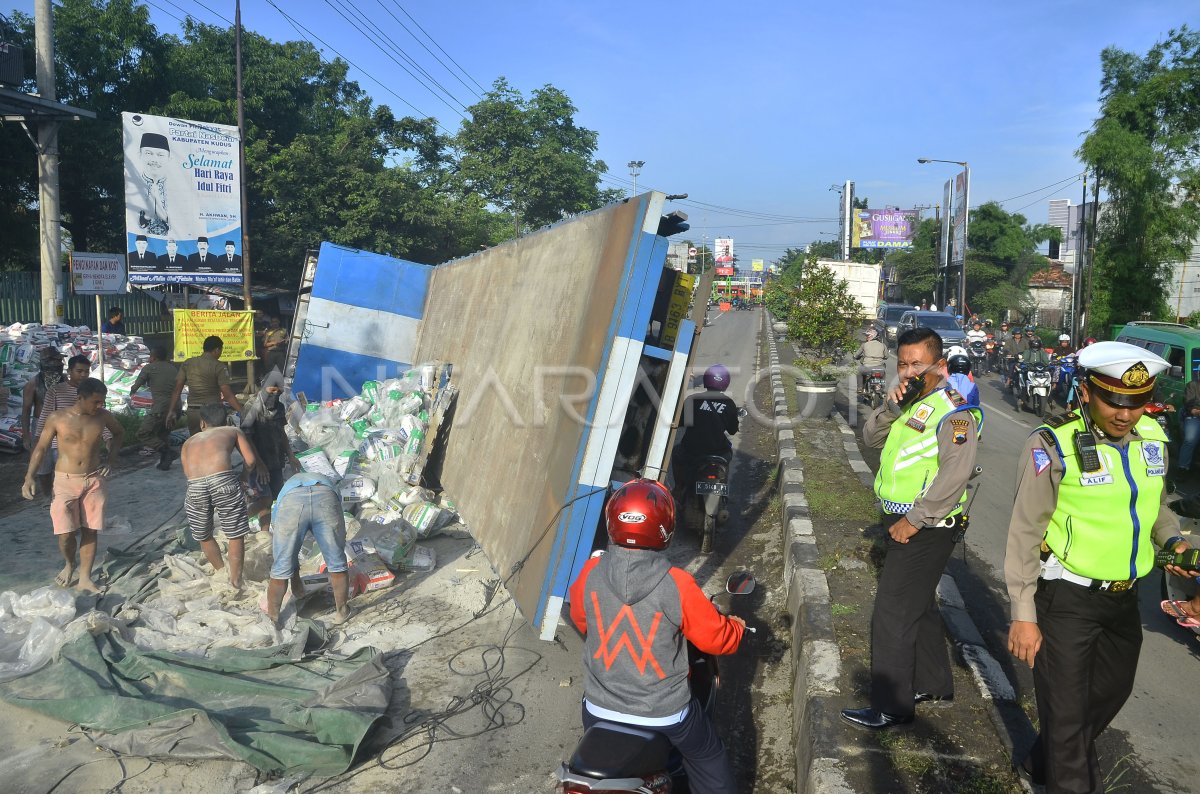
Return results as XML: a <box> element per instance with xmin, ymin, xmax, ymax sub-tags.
<box><xmin>1018</xmin><ymin>362</ymin><xmax>1053</xmax><ymax>418</ymax></box>
<box><xmin>556</xmin><ymin>572</ymin><xmax>756</xmax><ymax>794</ymax></box>
<box><xmin>865</xmin><ymin>368</ymin><xmax>887</xmax><ymax>409</ymax></box>
<box><xmin>1052</xmin><ymin>354</ymin><xmax>1077</xmax><ymax>407</ymax></box>
<box><xmin>688</xmin><ymin>455</ymin><xmax>729</xmax><ymax>554</ymax></box>
<box><xmin>969</xmin><ymin>340</ymin><xmax>988</xmax><ymax>375</ymax></box>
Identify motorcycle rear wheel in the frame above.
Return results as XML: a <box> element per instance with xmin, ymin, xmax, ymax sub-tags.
<box><xmin>701</xmin><ymin>512</ymin><xmax>715</xmax><ymax>554</ymax></box>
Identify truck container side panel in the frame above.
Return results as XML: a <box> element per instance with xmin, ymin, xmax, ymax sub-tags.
<box><xmin>539</xmin><ymin>223</ymin><xmax>671</xmax><ymax>635</ymax></box>
<box><xmin>291</xmin><ymin>243</ymin><xmax>431</xmax><ymax>400</ymax></box>
<box><xmin>414</xmin><ymin>198</ymin><xmax>654</xmax><ymax>625</ymax></box>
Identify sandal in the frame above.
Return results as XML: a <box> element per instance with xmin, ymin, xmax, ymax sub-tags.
<box><xmin>1160</xmin><ymin>599</ymin><xmax>1200</xmax><ymax>628</ymax></box>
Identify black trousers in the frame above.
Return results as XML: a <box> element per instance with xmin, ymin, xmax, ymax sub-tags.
<box><xmin>1025</xmin><ymin>578</ymin><xmax>1141</xmax><ymax>794</ymax></box>
<box><xmin>582</xmin><ymin>699</ymin><xmax>735</xmax><ymax>794</ymax></box>
<box><xmin>869</xmin><ymin>521</ymin><xmax>957</xmax><ymax>716</ymax></box>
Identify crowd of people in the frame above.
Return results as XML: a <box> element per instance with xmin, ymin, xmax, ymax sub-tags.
<box><xmin>16</xmin><ymin>322</ymin><xmax>346</xmax><ymax>628</ymax></box>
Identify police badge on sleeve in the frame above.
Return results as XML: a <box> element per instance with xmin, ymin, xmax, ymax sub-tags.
<box><xmin>1142</xmin><ymin>440</ymin><xmax>1166</xmax><ymax>477</ymax></box>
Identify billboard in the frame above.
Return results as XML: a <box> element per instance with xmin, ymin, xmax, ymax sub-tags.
<box><xmin>751</xmin><ymin>259</ymin><xmax>764</xmax><ymax>272</ymax></box>
<box><xmin>941</xmin><ymin>179</ymin><xmax>953</xmax><ymax>273</ymax></box>
<box><xmin>714</xmin><ymin>238</ymin><xmax>734</xmax><ymax>263</ymax></box>
<box><xmin>123</xmin><ymin>111</ymin><xmax>243</xmax><ymax>286</ymax></box>
<box><xmin>951</xmin><ymin>169</ymin><xmax>970</xmax><ymax>266</ymax></box>
<box><xmin>714</xmin><ymin>266</ymin><xmax>735</xmax><ymax>276</ymax></box>
<box><xmin>851</xmin><ymin>208</ymin><xmax>918</xmax><ymax>249</ymax></box>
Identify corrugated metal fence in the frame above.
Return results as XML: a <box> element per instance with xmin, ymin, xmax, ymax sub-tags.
<box><xmin>0</xmin><ymin>271</ymin><xmax>172</xmax><ymax>336</ymax></box>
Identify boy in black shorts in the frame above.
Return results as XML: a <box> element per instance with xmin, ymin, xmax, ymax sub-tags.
<box><xmin>180</xmin><ymin>403</ymin><xmax>259</xmax><ymax>590</ymax></box>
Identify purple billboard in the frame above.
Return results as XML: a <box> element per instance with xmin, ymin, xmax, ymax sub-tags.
<box><xmin>852</xmin><ymin>208</ymin><xmax>918</xmax><ymax>249</ymax></box>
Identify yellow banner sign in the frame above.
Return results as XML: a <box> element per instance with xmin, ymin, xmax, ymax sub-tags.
<box><xmin>173</xmin><ymin>309</ymin><xmax>256</xmax><ymax>362</ymax></box>
<box><xmin>752</xmin><ymin>259</ymin><xmax>764</xmax><ymax>272</ymax></box>
<box><xmin>662</xmin><ymin>273</ymin><xmax>697</xmax><ymax>348</ymax></box>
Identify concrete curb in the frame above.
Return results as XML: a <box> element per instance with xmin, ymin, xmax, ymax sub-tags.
<box><xmin>765</xmin><ymin>312</ymin><xmax>851</xmax><ymax>794</ymax></box>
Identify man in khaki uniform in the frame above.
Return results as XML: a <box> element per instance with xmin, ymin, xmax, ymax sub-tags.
<box><xmin>841</xmin><ymin>327</ymin><xmax>982</xmax><ymax>731</ymax></box>
<box><xmin>1005</xmin><ymin>341</ymin><xmax>1200</xmax><ymax>791</ymax></box>
<box><xmin>130</xmin><ymin>344</ymin><xmax>178</xmax><ymax>469</ymax></box>
<box><xmin>165</xmin><ymin>335</ymin><xmax>242</xmax><ymax>437</ymax></box>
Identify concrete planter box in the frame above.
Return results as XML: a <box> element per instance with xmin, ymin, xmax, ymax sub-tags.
<box><xmin>796</xmin><ymin>379</ymin><xmax>837</xmax><ymax>418</ymax></box>
<box><xmin>772</xmin><ymin>322</ymin><xmax>788</xmax><ymax>334</ymax></box>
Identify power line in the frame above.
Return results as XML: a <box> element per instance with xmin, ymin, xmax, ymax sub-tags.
<box><xmin>188</xmin><ymin>0</ymin><xmax>232</xmax><ymax>26</ymax></box>
<box><xmin>1010</xmin><ymin>177</ymin><xmax>1082</xmax><ymax>214</ymax></box>
<box><xmin>392</xmin><ymin>1</ymin><xmax>487</xmax><ymax>94</ymax></box>
<box><xmin>320</xmin><ymin>0</ymin><xmax>468</xmax><ymax>118</ymax></box>
<box><xmin>377</xmin><ymin>0</ymin><xmax>483</xmax><ymax>100</ymax></box>
<box><xmin>994</xmin><ymin>173</ymin><xmax>1084</xmax><ymax>205</ymax></box>
<box><xmin>144</xmin><ymin>0</ymin><xmax>185</xmax><ymax>24</ymax></box>
<box><xmin>264</xmin><ymin>0</ymin><xmax>449</xmax><ymax>132</ymax></box>
<box><xmin>156</xmin><ymin>0</ymin><xmax>197</xmax><ymax>23</ymax></box>
<box><xmin>599</xmin><ymin>174</ymin><xmax>836</xmax><ymax>223</ymax></box>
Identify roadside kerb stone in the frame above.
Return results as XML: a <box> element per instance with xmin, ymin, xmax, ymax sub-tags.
<box><xmin>766</xmin><ymin>311</ymin><xmax>852</xmax><ymax>794</ymax></box>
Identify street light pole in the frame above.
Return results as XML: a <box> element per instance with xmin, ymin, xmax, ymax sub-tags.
<box><xmin>918</xmin><ymin>158</ymin><xmax>969</xmax><ymax>315</ymax></box>
<box><xmin>628</xmin><ymin>160</ymin><xmax>645</xmax><ymax>196</ymax></box>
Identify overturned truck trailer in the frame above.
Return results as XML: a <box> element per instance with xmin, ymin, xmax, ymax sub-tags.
<box><xmin>288</xmin><ymin>193</ymin><xmax>699</xmax><ymax>638</ymax></box>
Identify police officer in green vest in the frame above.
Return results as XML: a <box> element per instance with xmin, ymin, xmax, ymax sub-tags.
<box><xmin>1005</xmin><ymin>341</ymin><xmax>1200</xmax><ymax>792</ymax></box>
<box><xmin>842</xmin><ymin>326</ymin><xmax>983</xmax><ymax>731</ymax></box>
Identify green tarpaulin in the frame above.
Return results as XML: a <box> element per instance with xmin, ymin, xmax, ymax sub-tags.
<box><xmin>0</xmin><ymin>532</ymin><xmax>392</xmax><ymax>775</ymax></box>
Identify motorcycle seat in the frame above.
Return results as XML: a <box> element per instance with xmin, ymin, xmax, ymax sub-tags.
<box><xmin>570</xmin><ymin>721</ymin><xmax>672</xmax><ymax>779</ymax></box>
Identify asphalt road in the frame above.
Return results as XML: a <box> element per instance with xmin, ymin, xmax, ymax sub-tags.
<box><xmin>848</xmin><ymin>350</ymin><xmax>1200</xmax><ymax>790</ymax></box>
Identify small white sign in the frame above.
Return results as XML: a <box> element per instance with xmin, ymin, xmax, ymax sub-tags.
<box><xmin>71</xmin><ymin>252</ymin><xmax>127</xmax><ymax>295</ymax></box>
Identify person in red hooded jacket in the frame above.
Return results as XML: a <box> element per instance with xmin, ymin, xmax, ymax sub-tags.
<box><xmin>569</xmin><ymin>479</ymin><xmax>745</xmax><ymax>793</ymax></box>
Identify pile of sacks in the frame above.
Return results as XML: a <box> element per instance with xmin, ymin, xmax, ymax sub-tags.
<box><xmin>0</xmin><ymin>321</ymin><xmax>169</xmax><ymax>451</ymax></box>
<box><xmin>285</xmin><ymin>362</ymin><xmax>460</xmax><ymax>592</ymax></box>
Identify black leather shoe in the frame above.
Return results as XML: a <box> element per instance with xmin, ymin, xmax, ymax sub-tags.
<box><xmin>914</xmin><ymin>692</ymin><xmax>954</xmax><ymax>704</ymax></box>
<box><xmin>1015</xmin><ymin>756</ymin><xmax>1045</xmax><ymax>786</ymax></box>
<box><xmin>840</xmin><ymin>707</ymin><xmax>913</xmax><ymax>731</ymax></box>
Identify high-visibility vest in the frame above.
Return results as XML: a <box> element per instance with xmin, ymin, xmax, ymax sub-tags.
<box><xmin>1042</xmin><ymin>414</ymin><xmax>1167</xmax><ymax>580</ymax></box>
<box><xmin>875</xmin><ymin>388</ymin><xmax>982</xmax><ymax>515</ymax></box>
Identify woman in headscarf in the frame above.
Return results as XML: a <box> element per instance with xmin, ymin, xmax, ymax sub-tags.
<box><xmin>239</xmin><ymin>369</ymin><xmax>296</xmax><ymax>500</ymax></box>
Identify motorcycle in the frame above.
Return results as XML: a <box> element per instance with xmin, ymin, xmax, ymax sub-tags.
<box><xmin>556</xmin><ymin>572</ymin><xmax>756</xmax><ymax>794</ymax></box>
<box><xmin>985</xmin><ymin>339</ymin><xmax>1000</xmax><ymax>373</ymax></box>
<box><xmin>1018</xmin><ymin>362</ymin><xmax>1053</xmax><ymax>418</ymax></box>
<box><xmin>687</xmin><ymin>455</ymin><xmax>729</xmax><ymax>554</ymax></box>
<box><xmin>865</xmin><ymin>368</ymin><xmax>887</xmax><ymax>409</ymax></box>
<box><xmin>968</xmin><ymin>340</ymin><xmax>988</xmax><ymax>375</ymax></box>
<box><xmin>1051</xmin><ymin>354</ymin><xmax>1077</xmax><ymax>407</ymax></box>
<box><xmin>1143</xmin><ymin>399</ymin><xmax>1174</xmax><ymax>440</ymax></box>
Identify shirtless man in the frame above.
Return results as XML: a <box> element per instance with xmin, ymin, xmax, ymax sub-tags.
<box><xmin>22</xmin><ymin>378</ymin><xmax>124</xmax><ymax>593</ymax></box>
<box><xmin>180</xmin><ymin>403</ymin><xmax>256</xmax><ymax>590</ymax></box>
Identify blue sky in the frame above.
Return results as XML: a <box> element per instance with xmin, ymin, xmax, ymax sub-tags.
<box><xmin>10</xmin><ymin>0</ymin><xmax>1198</xmax><ymax>262</ymax></box>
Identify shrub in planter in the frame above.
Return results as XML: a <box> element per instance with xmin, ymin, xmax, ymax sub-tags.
<box><xmin>786</xmin><ymin>261</ymin><xmax>863</xmax><ymax>381</ymax></box>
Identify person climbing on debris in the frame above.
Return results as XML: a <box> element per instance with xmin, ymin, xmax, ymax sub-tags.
<box><xmin>21</xmin><ymin>377</ymin><xmax>124</xmax><ymax>594</ymax></box>
<box><xmin>180</xmin><ymin>403</ymin><xmax>257</xmax><ymax>592</ymax></box>
<box><xmin>240</xmin><ymin>368</ymin><xmax>298</xmax><ymax>502</ymax></box>
<box><xmin>263</xmin><ymin>470</ymin><xmax>352</xmax><ymax>628</ymax></box>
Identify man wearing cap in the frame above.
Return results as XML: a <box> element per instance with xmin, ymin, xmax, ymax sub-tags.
<box><xmin>221</xmin><ymin>241</ymin><xmax>242</xmax><ymax>272</ymax></box>
<box><xmin>841</xmin><ymin>327</ymin><xmax>982</xmax><ymax>731</ymax></box>
<box><xmin>1005</xmin><ymin>341</ymin><xmax>1200</xmax><ymax>791</ymax></box>
<box><xmin>189</xmin><ymin>237</ymin><xmax>215</xmax><ymax>271</ymax></box>
<box><xmin>127</xmin><ymin>235</ymin><xmax>157</xmax><ymax>272</ymax></box>
<box><xmin>134</xmin><ymin>132</ymin><xmax>172</xmax><ymax>235</ymax></box>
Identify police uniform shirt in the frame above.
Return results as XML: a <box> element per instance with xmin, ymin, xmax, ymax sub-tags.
<box><xmin>862</xmin><ymin>387</ymin><xmax>979</xmax><ymax>527</ymax></box>
<box><xmin>1004</xmin><ymin>419</ymin><xmax>1179</xmax><ymax>623</ymax></box>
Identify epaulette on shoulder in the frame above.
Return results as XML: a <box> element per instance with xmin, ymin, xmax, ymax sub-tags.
<box><xmin>1042</xmin><ymin>411</ymin><xmax>1079</xmax><ymax>429</ymax></box>
<box><xmin>1038</xmin><ymin>429</ymin><xmax>1058</xmax><ymax>450</ymax></box>
<box><xmin>944</xmin><ymin>388</ymin><xmax>966</xmax><ymax>407</ymax></box>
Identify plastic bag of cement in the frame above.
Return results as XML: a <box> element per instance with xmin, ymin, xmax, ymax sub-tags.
<box><xmin>360</xmin><ymin>380</ymin><xmax>382</xmax><ymax>406</ymax></box>
<box><xmin>338</xmin><ymin>396</ymin><xmax>372</xmax><ymax>423</ymax></box>
<box><xmin>12</xmin><ymin>587</ymin><xmax>76</xmax><ymax>627</ymax></box>
<box><xmin>384</xmin><ymin>484</ymin><xmax>435</xmax><ymax>513</ymax></box>
<box><xmin>402</xmin><ymin>500</ymin><xmax>456</xmax><ymax>539</ymax></box>
<box><xmin>296</xmin><ymin>447</ymin><xmax>338</xmax><ymax>479</ymax></box>
<box><xmin>331</xmin><ymin>449</ymin><xmax>360</xmax><ymax>477</ymax></box>
<box><xmin>0</xmin><ymin>617</ymin><xmax>64</xmax><ymax>682</ymax></box>
<box><xmin>395</xmin><ymin>543</ymin><xmax>436</xmax><ymax>573</ymax></box>
<box><xmin>339</xmin><ymin>476</ymin><xmax>376</xmax><ymax>508</ymax></box>
<box><xmin>353</xmin><ymin>520</ymin><xmax>416</xmax><ymax>569</ymax></box>
<box><xmin>358</xmin><ymin>434</ymin><xmax>401</xmax><ymax>463</ymax></box>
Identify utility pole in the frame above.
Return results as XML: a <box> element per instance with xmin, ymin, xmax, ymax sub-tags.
<box><xmin>35</xmin><ymin>0</ymin><xmax>61</xmax><ymax>325</ymax></box>
<box><xmin>1072</xmin><ymin>172</ymin><xmax>1087</xmax><ymax>342</ymax></box>
<box><xmin>628</xmin><ymin>160</ymin><xmax>644</xmax><ymax>196</ymax></box>
<box><xmin>235</xmin><ymin>0</ymin><xmax>256</xmax><ymax>389</ymax></box>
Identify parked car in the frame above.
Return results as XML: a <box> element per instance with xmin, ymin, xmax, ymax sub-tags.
<box><xmin>873</xmin><ymin>303</ymin><xmax>912</xmax><ymax>349</ymax></box>
<box><xmin>897</xmin><ymin>310</ymin><xmax>968</xmax><ymax>356</ymax></box>
<box><xmin>1113</xmin><ymin>321</ymin><xmax>1197</xmax><ymax>417</ymax></box>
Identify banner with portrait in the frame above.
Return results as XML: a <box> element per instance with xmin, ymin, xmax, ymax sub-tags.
<box><xmin>123</xmin><ymin>111</ymin><xmax>243</xmax><ymax>286</ymax></box>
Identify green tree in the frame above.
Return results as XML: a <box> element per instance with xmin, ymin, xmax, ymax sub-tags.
<box><xmin>1079</xmin><ymin>26</ymin><xmax>1200</xmax><ymax>330</ymax></box>
<box><xmin>455</xmin><ymin>78</ymin><xmax>618</xmax><ymax>234</ymax></box>
<box><xmin>785</xmin><ymin>256</ymin><xmax>863</xmax><ymax>377</ymax></box>
<box><xmin>965</xmin><ymin>201</ymin><xmax>1060</xmax><ymax>320</ymax></box>
<box><xmin>888</xmin><ymin>218</ymin><xmax>940</xmax><ymax>305</ymax></box>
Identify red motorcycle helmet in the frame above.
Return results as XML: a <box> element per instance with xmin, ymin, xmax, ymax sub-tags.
<box><xmin>605</xmin><ymin>478</ymin><xmax>676</xmax><ymax>550</ymax></box>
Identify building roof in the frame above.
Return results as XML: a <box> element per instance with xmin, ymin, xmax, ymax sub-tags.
<box><xmin>1029</xmin><ymin>260</ymin><xmax>1073</xmax><ymax>289</ymax></box>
